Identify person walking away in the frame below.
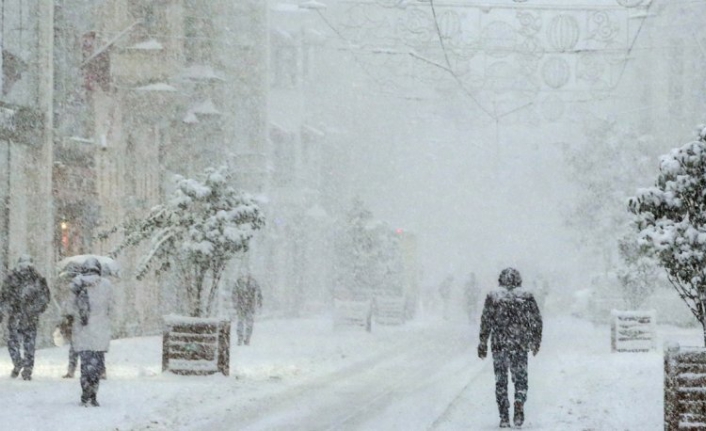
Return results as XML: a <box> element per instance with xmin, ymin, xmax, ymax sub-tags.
<box><xmin>64</xmin><ymin>257</ymin><xmax>113</xmax><ymax>407</ymax></box>
<box><xmin>232</xmin><ymin>274</ymin><xmax>262</xmax><ymax>346</ymax></box>
<box><xmin>0</xmin><ymin>254</ymin><xmax>50</xmax><ymax>380</ymax></box>
<box><xmin>438</xmin><ymin>275</ymin><xmax>453</xmax><ymax>320</ymax></box>
<box><xmin>478</xmin><ymin>267</ymin><xmax>542</xmax><ymax>428</ymax></box>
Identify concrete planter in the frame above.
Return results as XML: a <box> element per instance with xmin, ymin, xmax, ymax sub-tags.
<box><xmin>162</xmin><ymin>315</ymin><xmax>230</xmax><ymax>376</ymax></box>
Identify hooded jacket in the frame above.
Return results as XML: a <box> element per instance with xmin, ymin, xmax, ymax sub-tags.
<box><xmin>479</xmin><ymin>287</ymin><xmax>543</xmax><ymax>353</ymax></box>
<box><xmin>66</xmin><ymin>268</ymin><xmax>113</xmax><ymax>352</ymax></box>
<box><xmin>232</xmin><ymin>276</ymin><xmax>263</xmax><ymax>316</ymax></box>
<box><xmin>0</xmin><ymin>256</ymin><xmax>50</xmax><ymax>326</ymax></box>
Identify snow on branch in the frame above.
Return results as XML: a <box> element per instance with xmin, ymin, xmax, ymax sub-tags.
<box><xmin>102</xmin><ymin>166</ymin><xmax>265</xmax><ymax>317</ymax></box>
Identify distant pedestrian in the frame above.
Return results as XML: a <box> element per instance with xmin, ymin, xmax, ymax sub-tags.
<box><xmin>0</xmin><ymin>254</ymin><xmax>50</xmax><ymax>380</ymax></box>
<box><xmin>438</xmin><ymin>275</ymin><xmax>453</xmax><ymax>320</ymax></box>
<box><xmin>232</xmin><ymin>274</ymin><xmax>262</xmax><ymax>346</ymax></box>
<box><xmin>55</xmin><ymin>264</ymin><xmax>81</xmax><ymax>379</ymax></box>
<box><xmin>463</xmin><ymin>272</ymin><xmax>480</xmax><ymax>323</ymax></box>
<box><xmin>62</xmin><ymin>318</ymin><xmax>79</xmax><ymax>378</ymax></box>
<box><xmin>478</xmin><ymin>268</ymin><xmax>543</xmax><ymax>428</ymax></box>
<box><xmin>64</xmin><ymin>257</ymin><xmax>113</xmax><ymax>407</ymax></box>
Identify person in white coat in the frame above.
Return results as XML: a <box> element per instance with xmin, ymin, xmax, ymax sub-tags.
<box><xmin>65</xmin><ymin>257</ymin><xmax>113</xmax><ymax>407</ymax></box>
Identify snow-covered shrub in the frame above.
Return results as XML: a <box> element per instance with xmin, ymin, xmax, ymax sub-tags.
<box><xmin>105</xmin><ymin>166</ymin><xmax>265</xmax><ymax>317</ymax></box>
<box><xmin>332</xmin><ymin>198</ymin><xmax>405</xmax><ymax>301</ymax></box>
<box><xmin>616</xmin><ymin>231</ymin><xmax>661</xmax><ymax>310</ymax></box>
<box><xmin>628</xmin><ymin>125</ymin><xmax>706</xmax><ymax>344</ymax></box>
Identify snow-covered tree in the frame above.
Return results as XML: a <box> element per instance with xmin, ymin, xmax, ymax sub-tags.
<box><xmin>367</xmin><ymin>221</ymin><xmax>405</xmax><ymax>298</ymax></box>
<box><xmin>333</xmin><ymin>198</ymin><xmax>376</xmax><ymax>300</ymax></box>
<box><xmin>105</xmin><ymin>166</ymin><xmax>265</xmax><ymax>317</ymax></box>
<box><xmin>563</xmin><ymin>118</ymin><xmax>661</xmax><ymax>270</ymax></box>
<box><xmin>615</xmin><ymin>231</ymin><xmax>660</xmax><ymax>310</ymax></box>
<box><xmin>628</xmin><ymin>126</ymin><xmax>706</xmax><ymax>344</ymax></box>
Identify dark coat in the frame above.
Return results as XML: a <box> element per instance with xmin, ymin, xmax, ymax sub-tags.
<box><xmin>0</xmin><ymin>266</ymin><xmax>50</xmax><ymax>327</ymax></box>
<box><xmin>479</xmin><ymin>288</ymin><xmax>542</xmax><ymax>353</ymax></box>
<box><xmin>232</xmin><ymin>276</ymin><xmax>262</xmax><ymax>316</ymax></box>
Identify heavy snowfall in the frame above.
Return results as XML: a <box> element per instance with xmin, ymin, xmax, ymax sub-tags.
<box><xmin>1</xmin><ymin>311</ymin><xmax>702</xmax><ymax>431</ymax></box>
<box><xmin>0</xmin><ymin>0</ymin><xmax>705</xmax><ymax>430</ymax></box>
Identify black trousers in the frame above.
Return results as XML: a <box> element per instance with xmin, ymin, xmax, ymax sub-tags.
<box><xmin>7</xmin><ymin>318</ymin><xmax>38</xmax><ymax>373</ymax></box>
<box><xmin>68</xmin><ymin>344</ymin><xmax>79</xmax><ymax>374</ymax></box>
<box><xmin>492</xmin><ymin>350</ymin><xmax>529</xmax><ymax>418</ymax></box>
<box><xmin>79</xmin><ymin>351</ymin><xmax>105</xmax><ymax>403</ymax></box>
<box><xmin>236</xmin><ymin>312</ymin><xmax>255</xmax><ymax>345</ymax></box>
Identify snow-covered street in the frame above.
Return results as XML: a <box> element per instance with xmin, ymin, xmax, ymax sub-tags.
<box><xmin>0</xmin><ymin>314</ymin><xmax>701</xmax><ymax>431</ymax></box>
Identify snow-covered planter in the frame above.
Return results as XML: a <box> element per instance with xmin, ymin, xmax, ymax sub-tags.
<box><xmin>162</xmin><ymin>315</ymin><xmax>230</xmax><ymax>376</ymax></box>
<box><xmin>664</xmin><ymin>343</ymin><xmax>706</xmax><ymax>430</ymax></box>
<box><xmin>610</xmin><ymin>310</ymin><xmax>656</xmax><ymax>352</ymax></box>
<box><xmin>105</xmin><ymin>166</ymin><xmax>265</xmax><ymax>317</ymax></box>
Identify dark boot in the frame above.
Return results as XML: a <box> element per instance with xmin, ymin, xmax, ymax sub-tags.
<box><xmin>21</xmin><ymin>368</ymin><xmax>31</xmax><ymax>381</ymax></box>
<box><xmin>499</xmin><ymin>410</ymin><xmax>510</xmax><ymax>428</ymax></box>
<box><xmin>62</xmin><ymin>371</ymin><xmax>75</xmax><ymax>378</ymax></box>
<box><xmin>10</xmin><ymin>367</ymin><xmax>21</xmax><ymax>378</ymax></box>
<box><xmin>514</xmin><ymin>401</ymin><xmax>525</xmax><ymax>427</ymax></box>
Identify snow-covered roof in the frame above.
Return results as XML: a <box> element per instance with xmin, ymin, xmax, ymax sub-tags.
<box><xmin>134</xmin><ymin>82</ymin><xmax>178</xmax><ymax>92</ymax></box>
<box><xmin>190</xmin><ymin>99</ymin><xmax>222</xmax><ymax>115</ymax></box>
<box><xmin>182</xmin><ymin>111</ymin><xmax>199</xmax><ymax>124</ymax></box>
<box><xmin>299</xmin><ymin>0</ymin><xmax>327</xmax><ymax>10</ymax></box>
<box><xmin>127</xmin><ymin>39</ymin><xmax>164</xmax><ymax>51</ymax></box>
<box><xmin>182</xmin><ymin>98</ymin><xmax>222</xmax><ymax>124</ymax></box>
<box><xmin>176</xmin><ymin>65</ymin><xmax>226</xmax><ymax>82</ymax></box>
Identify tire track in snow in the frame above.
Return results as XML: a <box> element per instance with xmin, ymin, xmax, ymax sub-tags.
<box><xmin>189</xmin><ymin>323</ymin><xmax>474</xmax><ymax>431</ymax></box>
<box><xmin>426</xmin><ymin>359</ymin><xmax>491</xmax><ymax>431</ymax></box>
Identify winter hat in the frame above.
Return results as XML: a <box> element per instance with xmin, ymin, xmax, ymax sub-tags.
<box><xmin>499</xmin><ymin>267</ymin><xmax>522</xmax><ymax>289</ymax></box>
<box><xmin>81</xmin><ymin>257</ymin><xmax>102</xmax><ymax>276</ymax></box>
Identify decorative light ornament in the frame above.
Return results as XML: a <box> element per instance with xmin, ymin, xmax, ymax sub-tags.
<box><xmin>547</xmin><ymin>14</ymin><xmax>580</xmax><ymax>52</ymax></box>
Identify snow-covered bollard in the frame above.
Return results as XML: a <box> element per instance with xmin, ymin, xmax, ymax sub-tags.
<box><xmin>664</xmin><ymin>343</ymin><xmax>706</xmax><ymax>431</ymax></box>
<box><xmin>610</xmin><ymin>310</ymin><xmax>656</xmax><ymax>352</ymax></box>
<box><xmin>162</xmin><ymin>315</ymin><xmax>231</xmax><ymax>376</ymax></box>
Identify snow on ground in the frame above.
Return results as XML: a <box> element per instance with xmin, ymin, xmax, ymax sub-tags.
<box><xmin>0</xmin><ymin>314</ymin><xmax>702</xmax><ymax>431</ymax></box>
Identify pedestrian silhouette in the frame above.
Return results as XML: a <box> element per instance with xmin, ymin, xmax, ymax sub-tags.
<box><xmin>478</xmin><ymin>267</ymin><xmax>543</xmax><ymax>428</ymax></box>
<box><xmin>0</xmin><ymin>255</ymin><xmax>50</xmax><ymax>380</ymax></box>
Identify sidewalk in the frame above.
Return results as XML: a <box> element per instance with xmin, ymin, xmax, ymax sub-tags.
<box><xmin>0</xmin><ymin>316</ymin><xmax>449</xmax><ymax>431</ymax></box>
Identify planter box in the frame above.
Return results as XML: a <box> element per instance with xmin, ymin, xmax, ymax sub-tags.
<box><xmin>610</xmin><ymin>310</ymin><xmax>656</xmax><ymax>352</ymax></box>
<box><xmin>374</xmin><ymin>296</ymin><xmax>406</xmax><ymax>326</ymax></box>
<box><xmin>333</xmin><ymin>299</ymin><xmax>372</xmax><ymax>332</ymax></box>
<box><xmin>162</xmin><ymin>316</ymin><xmax>230</xmax><ymax>376</ymax></box>
<box><xmin>665</xmin><ymin>343</ymin><xmax>706</xmax><ymax>430</ymax></box>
